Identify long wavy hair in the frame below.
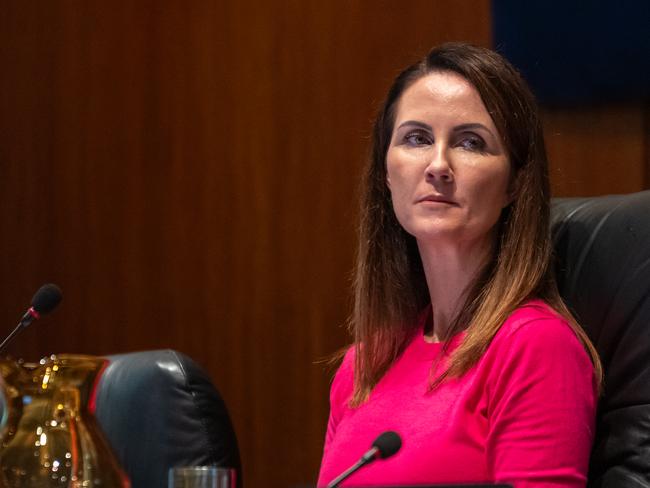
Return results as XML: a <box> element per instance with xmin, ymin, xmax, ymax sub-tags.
<box><xmin>349</xmin><ymin>42</ymin><xmax>602</xmax><ymax>406</ymax></box>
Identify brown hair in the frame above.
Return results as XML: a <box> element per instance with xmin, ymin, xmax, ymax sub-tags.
<box><xmin>350</xmin><ymin>42</ymin><xmax>602</xmax><ymax>405</ymax></box>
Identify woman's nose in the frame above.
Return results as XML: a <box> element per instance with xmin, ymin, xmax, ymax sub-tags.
<box><xmin>424</xmin><ymin>147</ymin><xmax>453</xmax><ymax>183</ymax></box>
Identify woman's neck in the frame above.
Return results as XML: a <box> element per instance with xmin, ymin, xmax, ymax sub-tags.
<box><xmin>418</xmin><ymin>237</ymin><xmax>493</xmax><ymax>342</ymax></box>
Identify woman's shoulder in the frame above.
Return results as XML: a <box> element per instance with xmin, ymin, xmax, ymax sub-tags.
<box><xmin>497</xmin><ymin>299</ymin><xmax>578</xmax><ymax>341</ymax></box>
<box><xmin>486</xmin><ymin>299</ymin><xmax>592</xmax><ymax>370</ymax></box>
<box><xmin>479</xmin><ymin>299</ymin><xmax>598</xmax><ymax>421</ymax></box>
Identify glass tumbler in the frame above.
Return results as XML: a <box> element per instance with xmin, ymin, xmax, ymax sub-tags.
<box><xmin>169</xmin><ymin>466</ymin><xmax>236</xmax><ymax>488</ymax></box>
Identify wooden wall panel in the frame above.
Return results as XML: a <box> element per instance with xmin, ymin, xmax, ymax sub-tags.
<box><xmin>0</xmin><ymin>2</ymin><xmax>491</xmax><ymax>487</ymax></box>
<box><xmin>544</xmin><ymin>105</ymin><xmax>648</xmax><ymax>196</ymax></box>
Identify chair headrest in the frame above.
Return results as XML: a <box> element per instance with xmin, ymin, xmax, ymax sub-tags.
<box><xmin>552</xmin><ymin>191</ymin><xmax>650</xmax><ymax>486</ymax></box>
<box><xmin>552</xmin><ymin>191</ymin><xmax>650</xmax><ymax>390</ymax></box>
<box><xmin>94</xmin><ymin>349</ymin><xmax>241</xmax><ymax>488</ymax></box>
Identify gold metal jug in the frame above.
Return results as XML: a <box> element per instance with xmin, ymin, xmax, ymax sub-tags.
<box><xmin>0</xmin><ymin>354</ymin><xmax>130</xmax><ymax>487</ymax></box>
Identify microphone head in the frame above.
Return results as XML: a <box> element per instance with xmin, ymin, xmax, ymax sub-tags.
<box><xmin>371</xmin><ymin>431</ymin><xmax>402</xmax><ymax>459</ymax></box>
<box><xmin>31</xmin><ymin>284</ymin><xmax>63</xmax><ymax>315</ymax></box>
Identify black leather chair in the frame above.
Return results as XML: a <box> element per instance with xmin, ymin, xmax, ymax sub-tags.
<box><xmin>94</xmin><ymin>350</ymin><xmax>241</xmax><ymax>488</ymax></box>
<box><xmin>552</xmin><ymin>190</ymin><xmax>650</xmax><ymax>487</ymax></box>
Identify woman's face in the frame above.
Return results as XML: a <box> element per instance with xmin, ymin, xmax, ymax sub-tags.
<box><xmin>386</xmin><ymin>71</ymin><xmax>511</xmax><ymax>248</ymax></box>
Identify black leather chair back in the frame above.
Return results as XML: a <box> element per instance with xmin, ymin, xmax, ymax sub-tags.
<box><xmin>552</xmin><ymin>191</ymin><xmax>650</xmax><ymax>487</ymax></box>
<box><xmin>94</xmin><ymin>350</ymin><xmax>241</xmax><ymax>488</ymax></box>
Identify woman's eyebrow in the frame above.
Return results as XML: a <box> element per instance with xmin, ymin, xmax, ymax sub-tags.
<box><xmin>454</xmin><ymin>123</ymin><xmax>496</xmax><ymax>138</ymax></box>
<box><xmin>396</xmin><ymin>120</ymin><xmax>432</xmax><ymax>131</ymax></box>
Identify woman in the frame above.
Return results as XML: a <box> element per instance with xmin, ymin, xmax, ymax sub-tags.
<box><xmin>317</xmin><ymin>43</ymin><xmax>602</xmax><ymax>488</ymax></box>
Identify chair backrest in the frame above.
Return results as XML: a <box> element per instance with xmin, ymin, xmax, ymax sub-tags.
<box><xmin>551</xmin><ymin>191</ymin><xmax>650</xmax><ymax>487</ymax></box>
<box><xmin>94</xmin><ymin>349</ymin><xmax>241</xmax><ymax>488</ymax></box>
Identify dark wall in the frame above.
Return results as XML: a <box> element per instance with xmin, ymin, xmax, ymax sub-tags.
<box><xmin>491</xmin><ymin>0</ymin><xmax>650</xmax><ymax>196</ymax></box>
<box><xmin>493</xmin><ymin>0</ymin><xmax>650</xmax><ymax>106</ymax></box>
<box><xmin>0</xmin><ymin>2</ymin><xmax>491</xmax><ymax>487</ymax></box>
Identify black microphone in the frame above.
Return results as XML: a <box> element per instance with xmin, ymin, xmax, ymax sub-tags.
<box><xmin>0</xmin><ymin>284</ymin><xmax>63</xmax><ymax>354</ymax></box>
<box><xmin>326</xmin><ymin>431</ymin><xmax>402</xmax><ymax>487</ymax></box>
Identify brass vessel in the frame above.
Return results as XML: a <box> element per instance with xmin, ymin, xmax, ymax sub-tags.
<box><xmin>0</xmin><ymin>354</ymin><xmax>130</xmax><ymax>487</ymax></box>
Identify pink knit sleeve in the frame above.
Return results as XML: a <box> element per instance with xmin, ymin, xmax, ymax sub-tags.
<box><xmin>323</xmin><ymin>347</ymin><xmax>355</xmax><ymax>451</ymax></box>
<box><xmin>485</xmin><ymin>315</ymin><xmax>598</xmax><ymax>488</ymax></box>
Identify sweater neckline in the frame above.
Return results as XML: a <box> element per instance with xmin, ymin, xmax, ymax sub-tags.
<box><xmin>407</xmin><ymin>306</ymin><xmax>465</xmax><ymax>361</ymax></box>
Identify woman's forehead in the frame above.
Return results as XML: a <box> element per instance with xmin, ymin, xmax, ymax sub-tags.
<box><xmin>393</xmin><ymin>72</ymin><xmax>494</xmax><ymax>128</ymax></box>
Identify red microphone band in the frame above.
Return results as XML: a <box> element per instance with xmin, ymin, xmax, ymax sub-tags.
<box><xmin>28</xmin><ymin>307</ymin><xmax>40</xmax><ymax>320</ymax></box>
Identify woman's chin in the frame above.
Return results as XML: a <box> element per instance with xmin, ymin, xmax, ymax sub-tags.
<box><xmin>409</xmin><ymin>226</ymin><xmax>495</xmax><ymax>252</ymax></box>
<box><xmin>408</xmin><ymin>226</ymin><xmax>464</xmax><ymax>244</ymax></box>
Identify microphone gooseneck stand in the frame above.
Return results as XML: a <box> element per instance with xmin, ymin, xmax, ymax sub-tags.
<box><xmin>326</xmin><ymin>431</ymin><xmax>402</xmax><ymax>488</ymax></box>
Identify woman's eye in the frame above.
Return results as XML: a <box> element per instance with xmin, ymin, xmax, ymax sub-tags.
<box><xmin>458</xmin><ymin>135</ymin><xmax>486</xmax><ymax>152</ymax></box>
<box><xmin>404</xmin><ymin>132</ymin><xmax>432</xmax><ymax>146</ymax></box>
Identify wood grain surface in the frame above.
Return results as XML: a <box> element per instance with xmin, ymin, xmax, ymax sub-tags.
<box><xmin>0</xmin><ymin>2</ymin><xmax>491</xmax><ymax>487</ymax></box>
<box><xmin>544</xmin><ymin>105</ymin><xmax>647</xmax><ymax>196</ymax></box>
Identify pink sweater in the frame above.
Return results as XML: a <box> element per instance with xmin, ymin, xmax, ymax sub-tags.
<box><xmin>318</xmin><ymin>301</ymin><xmax>597</xmax><ymax>487</ymax></box>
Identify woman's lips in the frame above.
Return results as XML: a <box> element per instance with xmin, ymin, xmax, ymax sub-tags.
<box><xmin>416</xmin><ymin>195</ymin><xmax>458</xmax><ymax>206</ymax></box>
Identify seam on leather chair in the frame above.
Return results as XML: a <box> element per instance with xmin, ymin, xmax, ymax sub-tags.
<box><xmin>604</xmin><ymin>468</ymin><xmax>650</xmax><ymax>487</ymax></box>
<box><xmin>551</xmin><ymin>198</ymin><xmax>593</xmax><ymax>237</ymax></box>
<box><xmin>561</xmin><ymin>198</ymin><xmax>591</xmax><ymax>217</ymax></box>
<box><xmin>170</xmin><ymin>350</ymin><xmax>216</xmax><ymax>462</ymax></box>
<box><xmin>630</xmin><ymin>256</ymin><xmax>650</xmax><ymax>280</ymax></box>
<box><xmin>154</xmin><ymin>349</ymin><xmax>186</xmax><ymax>382</ymax></box>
